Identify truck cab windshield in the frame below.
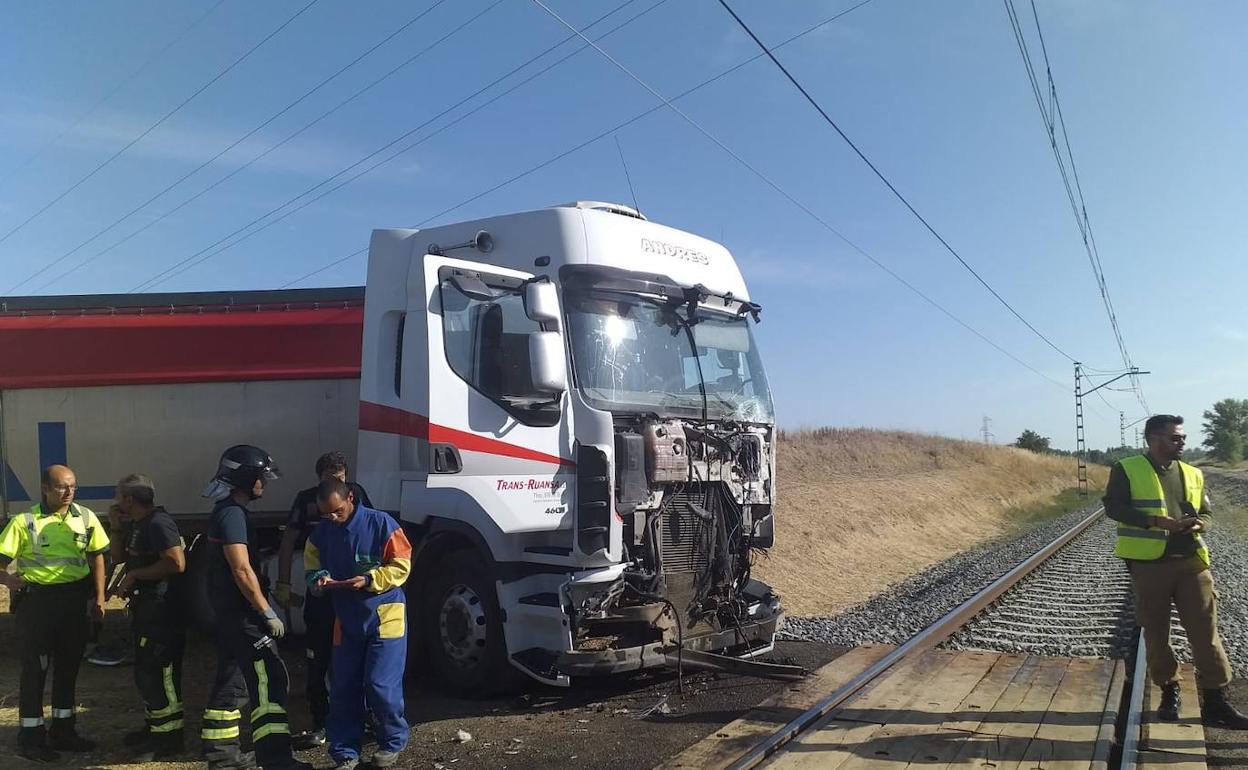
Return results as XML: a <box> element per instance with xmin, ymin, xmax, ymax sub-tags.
<box><xmin>566</xmin><ymin>291</ymin><xmax>773</xmax><ymax>422</ymax></box>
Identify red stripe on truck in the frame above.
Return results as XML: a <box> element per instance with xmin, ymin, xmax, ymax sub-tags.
<box><xmin>358</xmin><ymin>401</ymin><xmax>575</xmax><ymax>468</ymax></box>
<box><xmin>0</xmin><ymin>307</ymin><xmax>363</xmax><ymax>389</ymax></box>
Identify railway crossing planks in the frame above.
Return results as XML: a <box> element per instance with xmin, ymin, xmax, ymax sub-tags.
<box><xmin>1138</xmin><ymin>664</ymin><xmax>1207</xmax><ymax>770</ymax></box>
<box><xmin>1017</xmin><ymin>656</ymin><xmax>1119</xmax><ymax>770</ymax></box>
<box><xmin>656</xmin><ymin>644</ymin><xmax>895</xmax><ymax>770</ymax></box>
<box><xmin>759</xmin><ymin>650</ymin><xmax>1119</xmax><ymax>770</ymax></box>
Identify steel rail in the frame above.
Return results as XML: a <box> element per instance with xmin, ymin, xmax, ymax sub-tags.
<box><xmin>1118</xmin><ymin>630</ymin><xmax>1148</xmax><ymax>770</ymax></box>
<box><xmin>725</xmin><ymin>506</ymin><xmax>1107</xmax><ymax>770</ymax></box>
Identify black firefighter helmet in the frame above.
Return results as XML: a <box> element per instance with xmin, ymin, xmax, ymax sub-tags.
<box><xmin>212</xmin><ymin>444</ymin><xmax>281</xmax><ymax>489</ymax></box>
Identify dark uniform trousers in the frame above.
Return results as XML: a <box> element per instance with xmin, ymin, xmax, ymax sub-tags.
<box><xmin>131</xmin><ymin>595</ymin><xmax>186</xmax><ymax>741</ymax></box>
<box><xmin>1130</xmin><ymin>554</ymin><xmax>1234</xmax><ymax>690</ymax></box>
<box><xmin>303</xmin><ymin>592</ymin><xmax>334</xmax><ymax>730</ymax></box>
<box><xmin>202</xmin><ymin>612</ymin><xmax>293</xmax><ymax>769</ymax></box>
<box><xmin>17</xmin><ymin>579</ymin><xmax>90</xmax><ymax>741</ymax></box>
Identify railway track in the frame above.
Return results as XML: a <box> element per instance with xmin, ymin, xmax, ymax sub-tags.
<box><xmin>698</xmin><ymin>508</ymin><xmax>1160</xmax><ymax>770</ymax></box>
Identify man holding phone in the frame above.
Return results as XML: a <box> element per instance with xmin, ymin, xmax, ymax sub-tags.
<box><xmin>303</xmin><ymin>479</ymin><xmax>412</xmax><ymax>770</ymax></box>
<box><xmin>1105</xmin><ymin>414</ymin><xmax>1248</xmax><ymax>728</ymax></box>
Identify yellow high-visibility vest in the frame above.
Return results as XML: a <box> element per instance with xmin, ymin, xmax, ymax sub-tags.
<box><xmin>1114</xmin><ymin>454</ymin><xmax>1209</xmax><ymax>565</ymax></box>
<box><xmin>0</xmin><ymin>503</ymin><xmax>110</xmax><ymax>584</ymax></box>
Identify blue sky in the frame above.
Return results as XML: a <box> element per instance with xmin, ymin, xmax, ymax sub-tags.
<box><xmin>2</xmin><ymin>0</ymin><xmax>1244</xmax><ymax>451</ymax></box>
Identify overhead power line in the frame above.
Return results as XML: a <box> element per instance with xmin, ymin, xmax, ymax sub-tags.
<box><xmin>0</xmin><ymin>0</ymin><xmax>322</xmax><ymax>253</ymax></box>
<box><xmin>9</xmin><ymin>0</ymin><xmax>453</xmax><ymax>294</ymax></box>
<box><xmin>34</xmin><ymin>0</ymin><xmax>504</xmax><ymax>295</ymax></box>
<box><xmin>714</xmin><ymin>0</ymin><xmax>1081</xmax><ymax>366</ymax></box>
<box><xmin>282</xmin><ymin>0</ymin><xmax>880</xmax><ymax>286</ymax></box>
<box><xmin>126</xmin><ymin>0</ymin><xmax>657</xmax><ymax>293</ymax></box>
<box><xmin>1004</xmin><ymin>0</ymin><xmax>1150</xmax><ymax>415</ymax></box>
<box><xmin>0</xmin><ymin>0</ymin><xmax>228</xmax><ymax>192</ymax></box>
<box><xmin>287</xmin><ymin>0</ymin><xmax>1072</xmax><ymax>394</ymax></box>
<box><xmin>531</xmin><ymin>0</ymin><xmax>1081</xmax><ymax>390</ymax></box>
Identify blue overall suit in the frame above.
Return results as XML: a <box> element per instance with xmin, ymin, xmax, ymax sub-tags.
<box><xmin>304</xmin><ymin>503</ymin><xmax>412</xmax><ymax>763</ymax></box>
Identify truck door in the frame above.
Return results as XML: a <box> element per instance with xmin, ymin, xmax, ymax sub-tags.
<box><xmin>407</xmin><ymin>254</ymin><xmax>574</xmax><ymax>552</ymax></box>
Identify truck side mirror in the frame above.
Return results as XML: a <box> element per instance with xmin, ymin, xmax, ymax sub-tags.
<box><xmin>524</xmin><ymin>280</ymin><xmax>560</xmax><ymax>327</ymax></box>
<box><xmin>529</xmin><ymin>331</ymin><xmax>567</xmax><ymax>394</ymax></box>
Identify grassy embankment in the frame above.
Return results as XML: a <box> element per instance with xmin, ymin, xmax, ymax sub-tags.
<box><xmin>755</xmin><ymin>428</ymin><xmax>1110</xmax><ymax>617</ymax></box>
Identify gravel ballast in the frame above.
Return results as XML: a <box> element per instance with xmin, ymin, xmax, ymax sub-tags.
<box><xmin>778</xmin><ymin>504</ymin><xmax>1103</xmax><ymax>649</ymax></box>
<box><xmin>781</xmin><ymin>475</ymin><xmax>1248</xmax><ymax>675</ymax></box>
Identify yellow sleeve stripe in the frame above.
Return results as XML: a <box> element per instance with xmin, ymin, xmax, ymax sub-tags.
<box><xmin>367</xmin><ymin>557</ymin><xmax>411</xmax><ymax>593</ymax></box>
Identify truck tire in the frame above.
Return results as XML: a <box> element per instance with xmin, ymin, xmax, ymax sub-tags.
<box><xmin>420</xmin><ymin>549</ymin><xmax>523</xmax><ymax>696</ymax></box>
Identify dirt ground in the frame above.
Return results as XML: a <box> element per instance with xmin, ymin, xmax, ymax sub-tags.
<box><xmin>0</xmin><ymin>600</ymin><xmax>841</xmax><ymax>770</ymax></box>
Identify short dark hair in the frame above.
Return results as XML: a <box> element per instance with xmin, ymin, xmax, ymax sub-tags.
<box><xmin>117</xmin><ymin>474</ymin><xmax>156</xmax><ymax>506</ymax></box>
<box><xmin>314</xmin><ymin>451</ymin><xmax>349</xmax><ymax>478</ymax></box>
<box><xmin>1144</xmin><ymin>414</ymin><xmax>1184</xmax><ymax>440</ymax></box>
<box><xmin>315</xmin><ymin>478</ymin><xmax>353</xmax><ymax>503</ymax></box>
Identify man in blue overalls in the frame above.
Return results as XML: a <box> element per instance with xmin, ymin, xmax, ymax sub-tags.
<box><xmin>304</xmin><ymin>479</ymin><xmax>412</xmax><ymax>770</ymax></box>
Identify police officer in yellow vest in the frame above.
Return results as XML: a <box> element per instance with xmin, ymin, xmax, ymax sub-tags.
<box><xmin>0</xmin><ymin>464</ymin><xmax>110</xmax><ymax>762</ymax></box>
<box><xmin>1106</xmin><ymin>414</ymin><xmax>1248</xmax><ymax>728</ymax></box>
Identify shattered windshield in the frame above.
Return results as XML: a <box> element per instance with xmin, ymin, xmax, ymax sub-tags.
<box><xmin>565</xmin><ymin>291</ymin><xmax>773</xmax><ymax>422</ymax></box>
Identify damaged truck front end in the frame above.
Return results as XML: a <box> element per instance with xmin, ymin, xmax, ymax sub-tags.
<box><xmin>554</xmin><ymin>265</ymin><xmax>783</xmax><ymax>678</ymax></box>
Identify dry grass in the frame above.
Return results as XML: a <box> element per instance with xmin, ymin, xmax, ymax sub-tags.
<box><xmin>754</xmin><ymin>428</ymin><xmax>1109</xmax><ymax>617</ymax></box>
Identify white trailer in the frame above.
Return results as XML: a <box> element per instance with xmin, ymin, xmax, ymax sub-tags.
<box><xmin>1</xmin><ymin>202</ymin><xmax>781</xmax><ymax>691</ymax></box>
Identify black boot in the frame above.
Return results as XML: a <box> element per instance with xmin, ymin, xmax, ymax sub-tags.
<box><xmin>132</xmin><ymin>728</ymin><xmax>184</xmax><ymax>761</ymax></box>
<box><xmin>18</xmin><ymin>725</ymin><xmax>61</xmax><ymax>763</ymax></box>
<box><xmin>1158</xmin><ymin>682</ymin><xmax>1182</xmax><ymax>721</ymax></box>
<box><xmin>48</xmin><ymin>715</ymin><xmax>96</xmax><ymax>752</ymax></box>
<box><xmin>1202</xmin><ymin>688</ymin><xmax>1248</xmax><ymax>729</ymax></box>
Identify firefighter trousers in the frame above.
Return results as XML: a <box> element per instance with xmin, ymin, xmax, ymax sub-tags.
<box><xmin>303</xmin><ymin>593</ymin><xmax>334</xmax><ymax>730</ymax></box>
<box><xmin>16</xmin><ymin>579</ymin><xmax>90</xmax><ymax>744</ymax></box>
<box><xmin>201</xmin><ymin>612</ymin><xmax>294</xmax><ymax>770</ymax></box>
<box><xmin>130</xmin><ymin>596</ymin><xmax>186</xmax><ymax>742</ymax></box>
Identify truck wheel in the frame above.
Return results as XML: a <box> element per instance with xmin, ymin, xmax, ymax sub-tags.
<box><xmin>421</xmin><ymin>549</ymin><xmax>522</xmax><ymax>696</ymax></box>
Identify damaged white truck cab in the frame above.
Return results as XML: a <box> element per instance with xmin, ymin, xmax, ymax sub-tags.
<box><xmin>358</xmin><ymin>202</ymin><xmax>780</xmax><ymax>689</ymax></box>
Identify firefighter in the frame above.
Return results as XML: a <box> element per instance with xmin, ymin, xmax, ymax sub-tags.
<box><xmin>274</xmin><ymin>451</ymin><xmax>373</xmax><ymax>748</ymax></box>
<box><xmin>108</xmin><ymin>474</ymin><xmax>187</xmax><ymax>761</ymax></box>
<box><xmin>0</xmin><ymin>464</ymin><xmax>109</xmax><ymax>763</ymax></box>
<box><xmin>304</xmin><ymin>479</ymin><xmax>412</xmax><ymax>770</ymax></box>
<box><xmin>199</xmin><ymin>445</ymin><xmax>311</xmax><ymax>770</ymax></box>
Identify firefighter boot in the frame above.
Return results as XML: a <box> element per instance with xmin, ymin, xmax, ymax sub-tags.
<box><xmin>132</xmin><ymin>728</ymin><xmax>185</xmax><ymax>762</ymax></box>
<box><xmin>1202</xmin><ymin>688</ymin><xmax>1248</xmax><ymax>729</ymax></box>
<box><xmin>48</xmin><ymin>715</ymin><xmax>97</xmax><ymax>752</ymax></box>
<box><xmin>17</xmin><ymin>725</ymin><xmax>60</xmax><ymax>763</ymax></box>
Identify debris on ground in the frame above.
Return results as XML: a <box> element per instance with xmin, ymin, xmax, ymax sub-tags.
<box><xmin>454</xmin><ymin>729</ymin><xmax>473</xmax><ymax>743</ymax></box>
<box><xmin>636</xmin><ymin>695</ymin><xmax>671</xmax><ymax>719</ymax></box>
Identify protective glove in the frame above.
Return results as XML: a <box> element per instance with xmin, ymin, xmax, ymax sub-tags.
<box><xmin>274</xmin><ymin>582</ymin><xmax>291</xmax><ymax>609</ymax></box>
<box><xmin>262</xmin><ymin>607</ymin><xmax>286</xmax><ymax>639</ymax></box>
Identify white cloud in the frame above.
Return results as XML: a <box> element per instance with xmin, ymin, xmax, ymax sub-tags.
<box><xmin>0</xmin><ymin>108</ymin><xmax>370</xmax><ymax>179</ymax></box>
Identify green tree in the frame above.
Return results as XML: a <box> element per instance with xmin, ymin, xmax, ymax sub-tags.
<box><xmin>1201</xmin><ymin>398</ymin><xmax>1248</xmax><ymax>463</ymax></box>
<box><xmin>1014</xmin><ymin>429</ymin><xmax>1051</xmax><ymax>453</ymax></box>
<box><xmin>1204</xmin><ymin>423</ymin><xmax>1244</xmax><ymax>465</ymax></box>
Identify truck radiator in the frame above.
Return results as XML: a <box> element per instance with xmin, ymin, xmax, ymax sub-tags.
<box><xmin>660</xmin><ymin>487</ymin><xmax>713</xmax><ymax>574</ymax></box>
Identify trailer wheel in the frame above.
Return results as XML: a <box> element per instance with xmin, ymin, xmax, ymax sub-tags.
<box><xmin>421</xmin><ymin>549</ymin><xmax>522</xmax><ymax>696</ymax></box>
